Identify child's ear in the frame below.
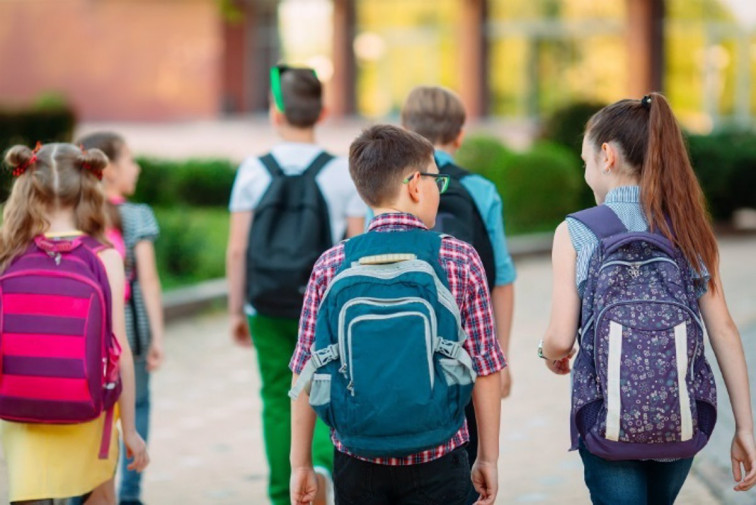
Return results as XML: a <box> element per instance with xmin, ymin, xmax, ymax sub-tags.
<box><xmin>269</xmin><ymin>104</ymin><xmax>285</xmax><ymax>126</ymax></box>
<box><xmin>406</xmin><ymin>173</ymin><xmax>422</xmax><ymax>203</ymax></box>
<box><xmin>452</xmin><ymin>129</ymin><xmax>465</xmax><ymax>150</ymax></box>
<box><xmin>316</xmin><ymin>106</ymin><xmax>328</xmax><ymax>124</ymax></box>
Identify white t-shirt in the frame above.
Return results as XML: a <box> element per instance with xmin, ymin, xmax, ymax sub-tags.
<box><xmin>229</xmin><ymin>143</ymin><xmax>367</xmax><ymax>244</ymax></box>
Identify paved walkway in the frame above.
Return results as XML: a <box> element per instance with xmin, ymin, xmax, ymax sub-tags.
<box><xmin>1</xmin><ymin>236</ymin><xmax>755</xmax><ymax>504</ymax></box>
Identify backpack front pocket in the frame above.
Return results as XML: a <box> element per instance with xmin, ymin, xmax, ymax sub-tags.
<box><xmin>338</xmin><ymin>297</ymin><xmax>440</xmax><ymax>438</ymax></box>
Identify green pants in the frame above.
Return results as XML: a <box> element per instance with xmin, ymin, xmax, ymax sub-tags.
<box><xmin>249</xmin><ymin>314</ymin><xmax>334</xmax><ymax>505</ymax></box>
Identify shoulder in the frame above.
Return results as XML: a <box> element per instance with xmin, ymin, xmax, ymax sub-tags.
<box><xmin>97</xmin><ymin>247</ymin><xmax>125</xmax><ymax>277</ymax></box>
<box><xmin>317</xmin><ymin>154</ymin><xmax>349</xmax><ymax>177</ymax></box>
<box><xmin>440</xmin><ymin>234</ymin><xmax>483</xmax><ymax>268</ymax></box>
<box><xmin>313</xmin><ymin>241</ymin><xmax>347</xmax><ymax>272</ymax></box>
<box><xmin>233</xmin><ymin>156</ymin><xmax>268</xmax><ymax>183</ymax></box>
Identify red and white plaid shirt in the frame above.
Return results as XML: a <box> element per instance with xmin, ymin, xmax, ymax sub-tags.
<box><xmin>290</xmin><ymin>212</ymin><xmax>506</xmax><ymax>465</ymax></box>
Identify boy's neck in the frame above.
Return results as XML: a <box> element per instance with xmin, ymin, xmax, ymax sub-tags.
<box><xmin>435</xmin><ymin>142</ymin><xmax>457</xmax><ymax>156</ymax></box>
<box><xmin>277</xmin><ymin>124</ymin><xmax>317</xmax><ymax>144</ymax></box>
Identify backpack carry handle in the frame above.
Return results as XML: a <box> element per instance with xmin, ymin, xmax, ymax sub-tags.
<box><xmin>33</xmin><ymin>235</ymin><xmax>83</xmax><ymax>254</ymax></box>
<box><xmin>602</xmin><ymin>232</ymin><xmax>677</xmax><ymax>257</ymax></box>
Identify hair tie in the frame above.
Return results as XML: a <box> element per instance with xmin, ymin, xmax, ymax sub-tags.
<box><xmin>79</xmin><ymin>145</ymin><xmax>103</xmax><ymax>180</ymax></box>
<box><xmin>641</xmin><ymin>95</ymin><xmax>653</xmax><ymax>109</ymax></box>
<box><xmin>10</xmin><ymin>141</ymin><xmax>42</xmax><ymax>177</ymax></box>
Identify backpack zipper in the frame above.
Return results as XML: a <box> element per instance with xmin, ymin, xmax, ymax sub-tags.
<box><xmin>599</xmin><ymin>257</ymin><xmax>679</xmax><ymax>278</ymax></box>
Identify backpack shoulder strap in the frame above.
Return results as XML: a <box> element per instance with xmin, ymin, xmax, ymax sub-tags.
<box><xmin>259</xmin><ymin>153</ymin><xmax>285</xmax><ymax>178</ymax></box>
<box><xmin>434</xmin><ymin>157</ymin><xmax>469</xmax><ymax>180</ymax></box>
<box><xmin>568</xmin><ymin>205</ymin><xmax>627</xmax><ymax>239</ymax></box>
<box><xmin>303</xmin><ymin>151</ymin><xmax>335</xmax><ymax>178</ymax></box>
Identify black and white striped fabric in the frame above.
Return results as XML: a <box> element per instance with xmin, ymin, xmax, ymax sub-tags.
<box><xmin>119</xmin><ymin>202</ymin><xmax>160</xmax><ymax>358</ymax></box>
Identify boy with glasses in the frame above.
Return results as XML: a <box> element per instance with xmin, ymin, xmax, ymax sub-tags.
<box><xmin>289</xmin><ymin>125</ymin><xmax>505</xmax><ymax>505</ymax></box>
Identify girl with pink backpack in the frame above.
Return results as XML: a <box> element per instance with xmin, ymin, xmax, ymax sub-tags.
<box><xmin>0</xmin><ymin>143</ymin><xmax>149</xmax><ymax>504</ymax></box>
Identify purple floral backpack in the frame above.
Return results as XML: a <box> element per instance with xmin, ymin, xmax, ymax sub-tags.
<box><xmin>568</xmin><ymin>205</ymin><xmax>717</xmax><ymax>460</ymax></box>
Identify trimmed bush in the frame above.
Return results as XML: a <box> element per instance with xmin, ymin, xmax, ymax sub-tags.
<box><xmin>687</xmin><ymin>131</ymin><xmax>756</xmax><ymax>220</ymax></box>
<box><xmin>153</xmin><ymin>207</ymin><xmax>228</xmax><ymax>289</ymax></box>
<box><xmin>455</xmin><ymin>134</ymin><xmax>514</xmax><ymax>176</ymax></box>
<box><xmin>540</xmin><ymin>101</ymin><xmax>605</xmax><ymax>209</ymax></box>
<box><xmin>134</xmin><ymin>158</ymin><xmax>236</xmax><ymax>208</ymax></box>
<box><xmin>0</xmin><ymin>102</ymin><xmax>77</xmax><ymax>201</ymax></box>
<box><xmin>498</xmin><ymin>141</ymin><xmax>583</xmax><ymax>234</ymax></box>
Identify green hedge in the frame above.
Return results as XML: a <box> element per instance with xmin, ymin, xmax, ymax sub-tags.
<box><xmin>458</xmin><ymin>135</ymin><xmax>583</xmax><ymax>234</ymax></box>
<box><xmin>687</xmin><ymin>131</ymin><xmax>756</xmax><ymax>220</ymax></box>
<box><xmin>134</xmin><ymin>157</ymin><xmax>236</xmax><ymax>207</ymax></box>
<box><xmin>0</xmin><ymin>103</ymin><xmax>77</xmax><ymax>201</ymax></box>
<box><xmin>153</xmin><ymin>206</ymin><xmax>228</xmax><ymax>289</ymax></box>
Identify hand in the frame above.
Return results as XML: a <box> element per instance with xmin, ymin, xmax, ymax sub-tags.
<box><xmin>471</xmin><ymin>459</ymin><xmax>498</xmax><ymax>505</ymax></box>
<box><xmin>290</xmin><ymin>465</ymin><xmax>317</xmax><ymax>505</ymax></box>
<box><xmin>146</xmin><ymin>341</ymin><xmax>165</xmax><ymax>372</ymax></box>
<box><xmin>123</xmin><ymin>429</ymin><xmax>149</xmax><ymax>472</ymax></box>
<box><xmin>731</xmin><ymin>430</ymin><xmax>756</xmax><ymax>491</ymax></box>
<box><xmin>500</xmin><ymin>367</ymin><xmax>512</xmax><ymax>399</ymax></box>
<box><xmin>231</xmin><ymin>313</ymin><xmax>252</xmax><ymax>347</ymax></box>
<box><xmin>544</xmin><ymin>348</ymin><xmax>576</xmax><ymax>375</ymax></box>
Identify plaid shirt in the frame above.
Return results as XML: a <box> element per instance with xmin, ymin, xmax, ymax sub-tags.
<box><xmin>290</xmin><ymin>212</ymin><xmax>506</xmax><ymax>465</ymax></box>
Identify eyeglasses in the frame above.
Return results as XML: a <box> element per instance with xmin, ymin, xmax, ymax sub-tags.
<box><xmin>402</xmin><ymin>172</ymin><xmax>450</xmax><ymax>194</ymax></box>
<box><xmin>269</xmin><ymin>64</ymin><xmax>318</xmax><ymax>113</ymax></box>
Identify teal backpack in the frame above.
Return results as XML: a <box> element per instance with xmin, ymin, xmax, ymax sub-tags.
<box><xmin>289</xmin><ymin>229</ymin><xmax>477</xmax><ymax>457</ymax></box>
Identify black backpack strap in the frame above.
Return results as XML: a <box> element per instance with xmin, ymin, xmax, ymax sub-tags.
<box><xmin>302</xmin><ymin>151</ymin><xmax>335</xmax><ymax>178</ymax></box>
<box><xmin>434</xmin><ymin>156</ymin><xmax>469</xmax><ymax>181</ymax></box>
<box><xmin>568</xmin><ymin>205</ymin><xmax>627</xmax><ymax>239</ymax></box>
<box><xmin>259</xmin><ymin>153</ymin><xmax>285</xmax><ymax>178</ymax></box>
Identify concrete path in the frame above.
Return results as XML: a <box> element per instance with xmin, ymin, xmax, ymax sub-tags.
<box><xmin>2</xmin><ymin>236</ymin><xmax>755</xmax><ymax>504</ymax></box>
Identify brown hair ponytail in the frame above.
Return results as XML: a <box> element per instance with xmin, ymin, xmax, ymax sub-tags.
<box><xmin>586</xmin><ymin>92</ymin><xmax>719</xmax><ymax>291</ymax></box>
<box><xmin>641</xmin><ymin>92</ymin><xmax>718</xmax><ymax>291</ymax></box>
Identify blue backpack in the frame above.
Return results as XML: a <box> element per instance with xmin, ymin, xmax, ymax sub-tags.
<box><xmin>568</xmin><ymin>206</ymin><xmax>717</xmax><ymax>461</ymax></box>
<box><xmin>289</xmin><ymin>230</ymin><xmax>476</xmax><ymax>457</ymax></box>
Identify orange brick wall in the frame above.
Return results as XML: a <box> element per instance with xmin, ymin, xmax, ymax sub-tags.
<box><xmin>0</xmin><ymin>0</ymin><xmax>222</xmax><ymax>120</ymax></box>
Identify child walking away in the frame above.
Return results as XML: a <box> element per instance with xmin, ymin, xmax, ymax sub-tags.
<box><xmin>401</xmin><ymin>86</ymin><xmax>516</xmax><ymax>504</ymax></box>
<box><xmin>226</xmin><ymin>64</ymin><xmax>366</xmax><ymax>505</ymax></box>
<box><xmin>78</xmin><ymin>132</ymin><xmax>163</xmax><ymax>505</ymax></box>
<box><xmin>0</xmin><ymin>143</ymin><xmax>149</xmax><ymax>504</ymax></box>
<box><xmin>289</xmin><ymin>125</ymin><xmax>505</xmax><ymax>505</ymax></box>
<box><xmin>541</xmin><ymin>92</ymin><xmax>756</xmax><ymax>504</ymax></box>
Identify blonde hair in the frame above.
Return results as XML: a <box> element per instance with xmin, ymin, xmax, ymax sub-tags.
<box><xmin>0</xmin><ymin>143</ymin><xmax>109</xmax><ymax>272</ymax></box>
<box><xmin>401</xmin><ymin>86</ymin><xmax>466</xmax><ymax>145</ymax></box>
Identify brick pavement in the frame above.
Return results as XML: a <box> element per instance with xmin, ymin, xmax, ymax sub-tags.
<box><xmin>2</xmin><ymin>236</ymin><xmax>755</xmax><ymax>504</ymax></box>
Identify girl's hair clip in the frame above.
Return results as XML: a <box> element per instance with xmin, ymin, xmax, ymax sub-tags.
<box><xmin>641</xmin><ymin>95</ymin><xmax>653</xmax><ymax>109</ymax></box>
<box><xmin>79</xmin><ymin>144</ymin><xmax>103</xmax><ymax>180</ymax></box>
<box><xmin>11</xmin><ymin>141</ymin><xmax>42</xmax><ymax>177</ymax></box>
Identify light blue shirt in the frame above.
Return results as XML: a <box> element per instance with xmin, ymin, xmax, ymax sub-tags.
<box><xmin>566</xmin><ymin>185</ymin><xmax>709</xmax><ymax>298</ymax></box>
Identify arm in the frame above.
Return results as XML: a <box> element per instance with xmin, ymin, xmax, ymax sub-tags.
<box><xmin>226</xmin><ymin>210</ymin><xmax>253</xmax><ymax>346</ymax></box>
<box><xmin>490</xmin><ymin>284</ymin><xmax>514</xmax><ymax>398</ymax></box>
<box><xmin>134</xmin><ymin>240</ymin><xmax>164</xmax><ymax>371</ymax></box>
<box><xmin>542</xmin><ymin>221</ymin><xmax>580</xmax><ymax>373</ymax></box>
<box><xmin>100</xmin><ymin>248</ymin><xmax>149</xmax><ymax>472</ymax></box>
<box><xmin>699</xmin><ymin>274</ymin><xmax>756</xmax><ymax>491</ymax></box>
<box><xmin>290</xmin><ymin>373</ymin><xmax>319</xmax><ymax>505</ymax></box>
<box><xmin>471</xmin><ymin>372</ymin><xmax>501</xmax><ymax>505</ymax></box>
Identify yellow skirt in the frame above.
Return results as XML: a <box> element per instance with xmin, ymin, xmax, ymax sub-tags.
<box><xmin>0</xmin><ymin>407</ymin><xmax>119</xmax><ymax>501</ymax></box>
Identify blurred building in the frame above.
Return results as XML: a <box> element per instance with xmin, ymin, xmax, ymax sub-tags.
<box><xmin>1</xmin><ymin>0</ymin><xmax>753</xmax><ymax>130</ymax></box>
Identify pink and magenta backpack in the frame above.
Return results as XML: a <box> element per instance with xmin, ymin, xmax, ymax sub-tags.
<box><xmin>0</xmin><ymin>235</ymin><xmax>122</xmax><ymax>458</ymax></box>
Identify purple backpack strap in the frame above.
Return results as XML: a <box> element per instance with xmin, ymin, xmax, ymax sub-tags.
<box><xmin>568</xmin><ymin>205</ymin><xmax>627</xmax><ymax>239</ymax></box>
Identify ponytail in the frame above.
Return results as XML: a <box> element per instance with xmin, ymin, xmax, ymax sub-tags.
<box><xmin>586</xmin><ymin>92</ymin><xmax>719</xmax><ymax>292</ymax></box>
<box><xmin>641</xmin><ymin>92</ymin><xmax>718</xmax><ymax>292</ymax></box>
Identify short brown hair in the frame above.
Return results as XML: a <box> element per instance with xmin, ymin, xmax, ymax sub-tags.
<box><xmin>276</xmin><ymin>66</ymin><xmax>323</xmax><ymax>128</ymax></box>
<box><xmin>349</xmin><ymin>124</ymin><xmax>434</xmax><ymax>207</ymax></box>
<box><xmin>401</xmin><ymin>86</ymin><xmax>466</xmax><ymax>145</ymax></box>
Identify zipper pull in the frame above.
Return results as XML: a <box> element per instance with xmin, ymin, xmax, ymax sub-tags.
<box><xmin>346</xmin><ymin>381</ymin><xmax>355</xmax><ymax>396</ymax></box>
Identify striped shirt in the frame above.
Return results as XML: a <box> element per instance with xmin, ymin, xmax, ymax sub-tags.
<box><xmin>290</xmin><ymin>212</ymin><xmax>506</xmax><ymax>465</ymax></box>
<box><xmin>566</xmin><ymin>185</ymin><xmax>709</xmax><ymax>298</ymax></box>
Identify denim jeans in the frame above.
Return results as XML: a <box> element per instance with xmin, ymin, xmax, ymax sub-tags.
<box><xmin>579</xmin><ymin>443</ymin><xmax>694</xmax><ymax>505</ymax></box>
<box><xmin>119</xmin><ymin>357</ymin><xmax>151</xmax><ymax>502</ymax></box>
<box><xmin>333</xmin><ymin>446</ymin><xmax>470</xmax><ymax>505</ymax></box>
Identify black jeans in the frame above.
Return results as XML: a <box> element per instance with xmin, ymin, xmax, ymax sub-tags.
<box><xmin>333</xmin><ymin>446</ymin><xmax>471</xmax><ymax>505</ymax></box>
